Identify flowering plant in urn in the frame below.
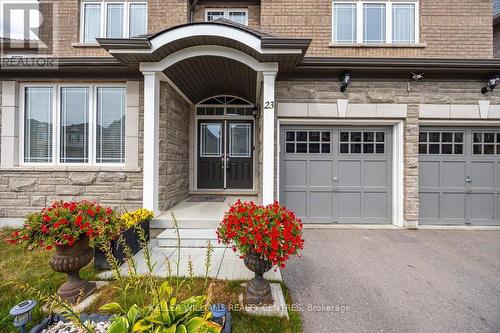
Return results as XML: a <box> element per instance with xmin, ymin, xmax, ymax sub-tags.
<box><xmin>6</xmin><ymin>200</ymin><xmax>120</xmax><ymax>303</ymax></box>
<box><xmin>217</xmin><ymin>200</ymin><xmax>304</xmax><ymax>304</ymax></box>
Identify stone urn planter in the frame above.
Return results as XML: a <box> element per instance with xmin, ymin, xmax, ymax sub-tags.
<box><xmin>50</xmin><ymin>236</ymin><xmax>96</xmax><ymax>304</ymax></box>
<box><xmin>243</xmin><ymin>252</ymin><xmax>273</xmax><ymax>305</ymax></box>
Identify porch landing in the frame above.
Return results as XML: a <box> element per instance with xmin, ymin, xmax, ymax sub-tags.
<box><xmin>152</xmin><ymin>195</ymin><xmax>258</xmax><ymax>230</ymax></box>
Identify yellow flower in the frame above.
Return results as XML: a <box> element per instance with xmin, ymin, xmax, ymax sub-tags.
<box><xmin>121</xmin><ymin>208</ymin><xmax>154</xmax><ymax>228</ymax></box>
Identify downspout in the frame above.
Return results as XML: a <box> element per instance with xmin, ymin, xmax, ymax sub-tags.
<box><xmin>188</xmin><ymin>0</ymin><xmax>199</xmax><ymax>23</ymax></box>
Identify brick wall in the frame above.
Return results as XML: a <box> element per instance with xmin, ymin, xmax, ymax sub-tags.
<box><xmin>192</xmin><ymin>2</ymin><xmax>261</xmax><ymax>30</ymax></box>
<box><xmin>148</xmin><ymin>0</ymin><xmax>188</xmax><ymax>33</ymax></box>
<box><xmin>494</xmin><ymin>24</ymin><xmax>500</xmax><ymax>57</ymax></box>
<box><xmin>261</xmin><ymin>0</ymin><xmax>493</xmax><ymax>58</ymax></box>
<box><xmin>158</xmin><ymin>82</ymin><xmax>191</xmax><ymax>211</ymax></box>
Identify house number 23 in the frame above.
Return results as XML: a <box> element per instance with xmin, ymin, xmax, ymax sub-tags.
<box><xmin>264</xmin><ymin>101</ymin><xmax>275</xmax><ymax>109</ymax></box>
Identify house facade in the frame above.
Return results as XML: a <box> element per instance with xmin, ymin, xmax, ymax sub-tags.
<box><xmin>1</xmin><ymin>0</ymin><xmax>500</xmax><ymax>228</ymax></box>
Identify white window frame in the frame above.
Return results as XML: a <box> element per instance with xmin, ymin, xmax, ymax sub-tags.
<box><xmin>332</xmin><ymin>0</ymin><xmax>419</xmax><ymax>45</ymax></box>
<box><xmin>205</xmin><ymin>8</ymin><xmax>249</xmax><ymax>26</ymax></box>
<box><xmin>19</xmin><ymin>83</ymin><xmax>127</xmax><ymax>167</ymax></box>
<box><xmin>80</xmin><ymin>0</ymin><xmax>148</xmax><ymax>43</ymax></box>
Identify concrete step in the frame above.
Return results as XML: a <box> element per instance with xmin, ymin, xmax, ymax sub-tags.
<box><xmin>156</xmin><ymin>228</ymin><xmax>225</xmax><ymax>248</ymax></box>
<box><xmin>152</xmin><ymin>218</ymin><xmax>222</xmax><ymax>230</ymax></box>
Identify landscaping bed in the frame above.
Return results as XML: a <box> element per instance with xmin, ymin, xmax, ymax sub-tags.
<box><xmin>0</xmin><ymin>228</ymin><xmax>302</xmax><ymax>333</ymax></box>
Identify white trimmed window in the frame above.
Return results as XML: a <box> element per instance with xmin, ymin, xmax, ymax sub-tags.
<box><xmin>332</xmin><ymin>1</ymin><xmax>419</xmax><ymax>45</ymax></box>
<box><xmin>81</xmin><ymin>1</ymin><xmax>147</xmax><ymax>43</ymax></box>
<box><xmin>21</xmin><ymin>84</ymin><xmax>126</xmax><ymax>165</ymax></box>
<box><xmin>205</xmin><ymin>8</ymin><xmax>248</xmax><ymax>26</ymax></box>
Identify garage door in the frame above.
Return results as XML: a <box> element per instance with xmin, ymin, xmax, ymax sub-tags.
<box><xmin>419</xmin><ymin>127</ymin><xmax>500</xmax><ymax>225</ymax></box>
<box><xmin>280</xmin><ymin>126</ymin><xmax>392</xmax><ymax>224</ymax></box>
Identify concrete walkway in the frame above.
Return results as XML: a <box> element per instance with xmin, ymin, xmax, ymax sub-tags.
<box><xmin>99</xmin><ymin>239</ymin><xmax>282</xmax><ymax>281</ymax></box>
<box><xmin>282</xmin><ymin>229</ymin><xmax>500</xmax><ymax>333</ymax></box>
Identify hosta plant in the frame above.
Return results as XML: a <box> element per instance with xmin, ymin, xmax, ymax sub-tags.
<box><xmin>217</xmin><ymin>200</ymin><xmax>304</xmax><ymax>268</ymax></box>
<box><xmin>101</xmin><ymin>281</ymin><xmax>221</xmax><ymax>333</ymax></box>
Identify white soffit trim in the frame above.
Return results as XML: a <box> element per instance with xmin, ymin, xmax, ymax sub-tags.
<box><xmin>110</xmin><ymin>24</ymin><xmax>303</xmax><ymax>55</ymax></box>
<box><xmin>140</xmin><ymin>45</ymin><xmax>279</xmax><ymax>72</ymax></box>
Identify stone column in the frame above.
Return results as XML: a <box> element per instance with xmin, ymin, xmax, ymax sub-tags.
<box><xmin>404</xmin><ymin>104</ymin><xmax>419</xmax><ymax>229</ymax></box>
<box><xmin>1</xmin><ymin>81</ymin><xmax>19</xmax><ymax>168</ymax></box>
<box><xmin>262</xmin><ymin>71</ymin><xmax>277</xmax><ymax>205</ymax></box>
<box><xmin>142</xmin><ymin>72</ymin><xmax>160</xmax><ymax>212</ymax></box>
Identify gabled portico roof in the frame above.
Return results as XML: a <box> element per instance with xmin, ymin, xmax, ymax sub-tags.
<box><xmin>97</xmin><ymin>19</ymin><xmax>311</xmax><ymax>68</ymax></box>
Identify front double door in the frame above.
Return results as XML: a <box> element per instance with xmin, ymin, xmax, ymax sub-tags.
<box><xmin>197</xmin><ymin>120</ymin><xmax>253</xmax><ymax>189</ymax></box>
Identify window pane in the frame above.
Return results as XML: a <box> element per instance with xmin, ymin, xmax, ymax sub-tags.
<box><xmin>106</xmin><ymin>3</ymin><xmax>124</xmax><ymax>38</ymax></box>
<box><xmin>60</xmin><ymin>87</ymin><xmax>89</xmax><ymax>163</ymax></box>
<box><xmin>286</xmin><ymin>143</ymin><xmax>295</xmax><ymax>153</ymax></box>
<box><xmin>309</xmin><ymin>143</ymin><xmax>320</xmax><ymax>153</ymax></box>
<box><xmin>24</xmin><ymin>87</ymin><xmax>53</xmax><ymax>163</ymax></box>
<box><xmin>393</xmin><ymin>4</ymin><xmax>415</xmax><ymax>43</ymax></box>
<box><xmin>201</xmin><ymin>123</ymin><xmax>222</xmax><ymax>156</ymax></box>
<box><xmin>229</xmin><ymin>124</ymin><xmax>251</xmax><ymax>157</ymax></box>
<box><xmin>129</xmin><ymin>3</ymin><xmax>147</xmax><ymax>37</ymax></box>
<box><xmin>96</xmin><ymin>87</ymin><xmax>125</xmax><ymax>163</ymax></box>
<box><xmin>228</xmin><ymin>11</ymin><xmax>247</xmax><ymax>25</ymax></box>
<box><xmin>83</xmin><ymin>3</ymin><xmax>101</xmax><ymax>42</ymax></box>
<box><xmin>207</xmin><ymin>11</ymin><xmax>224</xmax><ymax>21</ymax></box>
<box><xmin>296</xmin><ymin>143</ymin><xmax>307</xmax><ymax>153</ymax></box>
<box><xmin>334</xmin><ymin>3</ymin><xmax>356</xmax><ymax>43</ymax></box>
<box><xmin>363</xmin><ymin>4</ymin><xmax>386</xmax><ymax>43</ymax></box>
<box><xmin>286</xmin><ymin>131</ymin><xmax>295</xmax><ymax>141</ymax></box>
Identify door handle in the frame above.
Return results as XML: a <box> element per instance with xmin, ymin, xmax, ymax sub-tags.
<box><xmin>221</xmin><ymin>156</ymin><xmax>225</xmax><ymax>169</ymax></box>
<box><xmin>466</xmin><ymin>176</ymin><xmax>472</xmax><ymax>183</ymax></box>
<box><xmin>226</xmin><ymin>157</ymin><xmax>230</xmax><ymax>169</ymax></box>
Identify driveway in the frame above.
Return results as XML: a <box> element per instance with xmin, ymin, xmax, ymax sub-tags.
<box><xmin>282</xmin><ymin>230</ymin><xmax>500</xmax><ymax>333</ymax></box>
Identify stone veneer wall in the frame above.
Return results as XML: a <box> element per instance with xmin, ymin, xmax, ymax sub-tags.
<box><xmin>158</xmin><ymin>82</ymin><xmax>191</xmax><ymax>211</ymax></box>
<box><xmin>275</xmin><ymin>80</ymin><xmax>500</xmax><ymax>227</ymax></box>
<box><xmin>0</xmin><ymin>81</ymin><xmax>144</xmax><ymax>218</ymax></box>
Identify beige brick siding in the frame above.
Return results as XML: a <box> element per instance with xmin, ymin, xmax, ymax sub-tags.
<box><xmin>260</xmin><ymin>0</ymin><xmax>493</xmax><ymax>58</ymax></box>
<box><xmin>494</xmin><ymin>24</ymin><xmax>500</xmax><ymax>57</ymax></box>
<box><xmin>192</xmin><ymin>3</ymin><xmax>261</xmax><ymax>30</ymax></box>
<box><xmin>158</xmin><ymin>82</ymin><xmax>191</xmax><ymax>211</ymax></box>
<box><xmin>41</xmin><ymin>0</ymin><xmax>494</xmax><ymax>59</ymax></box>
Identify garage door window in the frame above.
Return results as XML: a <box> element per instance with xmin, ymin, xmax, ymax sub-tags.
<box><xmin>419</xmin><ymin>131</ymin><xmax>464</xmax><ymax>155</ymax></box>
<box><xmin>285</xmin><ymin>130</ymin><xmax>331</xmax><ymax>154</ymax></box>
<box><xmin>339</xmin><ymin>131</ymin><xmax>385</xmax><ymax>154</ymax></box>
<box><xmin>472</xmin><ymin>132</ymin><xmax>500</xmax><ymax>155</ymax></box>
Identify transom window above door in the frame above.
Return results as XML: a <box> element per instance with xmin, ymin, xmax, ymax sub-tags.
<box><xmin>196</xmin><ymin>96</ymin><xmax>254</xmax><ymax>116</ymax></box>
<box><xmin>205</xmin><ymin>8</ymin><xmax>248</xmax><ymax>25</ymax></box>
<box><xmin>81</xmin><ymin>1</ymin><xmax>147</xmax><ymax>43</ymax></box>
<box><xmin>332</xmin><ymin>0</ymin><xmax>419</xmax><ymax>45</ymax></box>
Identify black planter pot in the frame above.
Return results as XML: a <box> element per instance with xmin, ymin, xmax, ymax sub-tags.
<box><xmin>243</xmin><ymin>252</ymin><xmax>273</xmax><ymax>305</ymax></box>
<box><xmin>94</xmin><ymin>220</ymin><xmax>150</xmax><ymax>270</ymax></box>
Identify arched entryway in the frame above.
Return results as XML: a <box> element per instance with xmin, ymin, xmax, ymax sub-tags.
<box><xmin>97</xmin><ymin>19</ymin><xmax>311</xmax><ymax>211</ymax></box>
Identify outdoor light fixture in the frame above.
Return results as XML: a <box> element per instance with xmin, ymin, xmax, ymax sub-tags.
<box><xmin>340</xmin><ymin>73</ymin><xmax>351</xmax><ymax>93</ymax></box>
<box><xmin>10</xmin><ymin>300</ymin><xmax>37</xmax><ymax>333</ymax></box>
<box><xmin>210</xmin><ymin>304</ymin><xmax>230</xmax><ymax>332</ymax></box>
<box><xmin>252</xmin><ymin>106</ymin><xmax>259</xmax><ymax>119</ymax></box>
<box><xmin>481</xmin><ymin>74</ymin><xmax>500</xmax><ymax>95</ymax></box>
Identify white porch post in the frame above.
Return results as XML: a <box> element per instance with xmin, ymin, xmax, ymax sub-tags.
<box><xmin>142</xmin><ymin>72</ymin><xmax>160</xmax><ymax>212</ymax></box>
<box><xmin>262</xmin><ymin>71</ymin><xmax>277</xmax><ymax>205</ymax></box>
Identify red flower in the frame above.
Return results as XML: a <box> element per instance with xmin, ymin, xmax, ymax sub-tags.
<box><xmin>46</xmin><ymin>245</ymin><xmax>53</xmax><ymax>251</ymax></box>
<box><xmin>87</xmin><ymin>208</ymin><xmax>96</xmax><ymax>217</ymax></box>
<box><xmin>42</xmin><ymin>215</ymin><xmax>51</xmax><ymax>223</ymax></box>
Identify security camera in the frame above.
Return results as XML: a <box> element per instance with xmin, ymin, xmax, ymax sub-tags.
<box><xmin>481</xmin><ymin>74</ymin><xmax>500</xmax><ymax>95</ymax></box>
<box><xmin>410</xmin><ymin>72</ymin><xmax>424</xmax><ymax>81</ymax></box>
<box><xmin>340</xmin><ymin>73</ymin><xmax>351</xmax><ymax>93</ymax></box>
